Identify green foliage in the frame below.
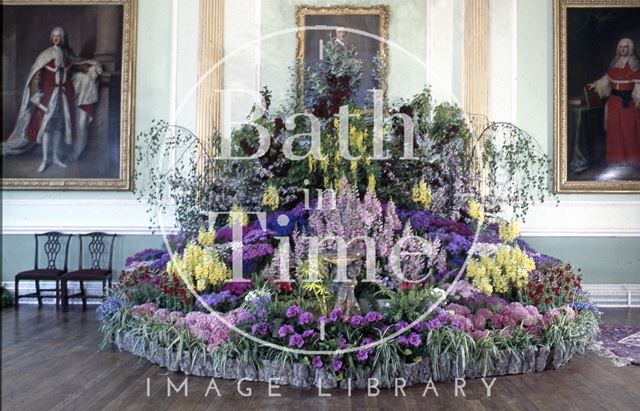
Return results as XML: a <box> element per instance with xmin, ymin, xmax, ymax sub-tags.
<box><xmin>377</xmin><ymin>285</ymin><xmax>439</xmax><ymax>323</ymax></box>
<box><xmin>0</xmin><ymin>285</ymin><xmax>13</xmax><ymax>309</ymax></box>
<box><xmin>481</xmin><ymin>122</ymin><xmax>557</xmax><ymax>220</ymax></box>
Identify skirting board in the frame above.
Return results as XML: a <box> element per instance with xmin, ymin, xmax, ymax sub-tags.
<box><xmin>3</xmin><ymin>282</ymin><xmax>639</xmax><ymax>308</ymax></box>
<box><xmin>4</xmin><ymin>280</ymin><xmax>106</xmax><ymax>305</ymax></box>
<box><xmin>582</xmin><ymin>284</ymin><xmax>640</xmax><ymax>308</ymax></box>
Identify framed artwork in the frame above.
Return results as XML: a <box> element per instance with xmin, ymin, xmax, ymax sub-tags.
<box><xmin>295</xmin><ymin>5</ymin><xmax>389</xmax><ymax>109</ymax></box>
<box><xmin>554</xmin><ymin>0</ymin><xmax>640</xmax><ymax>193</ymax></box>
<box><xmin>1</xmin><ymin>0</ymin><xmax>137</xmax><ymax>190</ymax></box>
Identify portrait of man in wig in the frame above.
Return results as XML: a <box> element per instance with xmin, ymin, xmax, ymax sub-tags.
<box><xmin>589</xmin><ymin>38</ymin><xmax>640</xmax><ymax>166</ymax></box>
<box><xmin>3</xmin><ymin>26</ymin><xmax>102</xmax><ymax>173</ymax></box>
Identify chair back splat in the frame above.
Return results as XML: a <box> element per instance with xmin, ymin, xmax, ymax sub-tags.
<box><xmin>79</xmin><ymin>232</ymin><xmax>117</xmax><ymax>271</ymax></box>
<box><xmin>35</xmin><ymin>232</ymin><xmax>72</xmax><ymax>271</ymax></box>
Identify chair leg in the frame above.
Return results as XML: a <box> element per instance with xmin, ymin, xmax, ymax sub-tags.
<box><xmin>35</xmin><ymin>280</ymin><xmax>42</xmax><ymax>306</ymax></box>
<box><xmin>102</xmin><ymin>279</ymin><xmax>107</xmax><ymax>300</ymax></box>
<box><xmin>61</xmin><ymin>280</ymin><xmax>68</xmax><ymax>309</ymax></box>
<box><xmin>108</xmin><ymin>277</ymin><xmax>112</xmax><ymax>289</ymax></box>
<box><xmin>80</xmin><ymin>280</ymin><xmax>87</xmax><ymax>309</ymax></box>
<box><xmin>14</xmin><ymin>279</ymin><xmax>19</xmax><ymax>309</ymax></box>
<box><xmin>55</xmin><ymin>279</ymin><xmax>60</xmax><ymax>307</ymax></box>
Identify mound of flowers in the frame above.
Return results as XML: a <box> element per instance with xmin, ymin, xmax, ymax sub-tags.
<box><xmin>99</xmin><ymin>185</ymin><xmax>600</xmax><ymax>388</ymax></box>
<box><xmin>103</xmin><ymin>38</ymin><xmax>602</xmax><ymax>388</ymax></box>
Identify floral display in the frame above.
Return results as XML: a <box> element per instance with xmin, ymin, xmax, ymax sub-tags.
<box><xmin>102</xmin><ymin>37</ymin><xmax>600</xmax><ymax>390</ymax></box>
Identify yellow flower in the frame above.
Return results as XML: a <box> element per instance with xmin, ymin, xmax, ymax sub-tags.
<box><xmin>466</xmin><ymin>244</ymin><xmax>536</xmax><ymax>296</ymax></box>
<box><xmin>467</xmin><ymin>199</ymin><xmax>484</xmax><ymax>223</ymax></box>
<box><xmin>198</xmin><ymin>227</ymin><xmax>217</xmax><ymax>248</ymax></box>
<box><xmin>308</xmin><ymin>155</ymin><xmax>316</xmax><ymax>172</ymax></box>
<box><xmin>499</xmin><ymin>219</ymin><xmax>520</xmax><ymax>242</ymax></box>
<box><xmin>261</xmin><ymin>185</ymin><xmax>280</xmax><ymax>210</ymax></box>
<box><xmin>350</xmin><ymin>160</ymin><xmax>358</xmax><ymax>174</ymax></box>
<box><xmin>169</xmin><ymin>240</ymin><xmax>231</xmax><ymax>292</ymax></box>
<box><xmin>367</xmin><ymin>174</ymin><xmax>376</xmax><ymax>192</ymax></box>
<box><xmin>411</xmin><ymin>180</ymin><xmax>432</xmax><ymax>210</ymax></box>
<box><xmin>228</xmin><ymin>204</ymin><xmax>248</xmax><ymax>227</ymax></box>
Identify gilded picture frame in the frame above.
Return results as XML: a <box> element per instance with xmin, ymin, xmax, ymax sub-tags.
<box><xmin>554</xmin><ymin>0</ymin><xmax>640</xmax><ymax>193</ymax></box>
<box><xmin>1</xmin><ymin>0</ymin><xmax>137</xmax><ymax>190</ymax></box>
<box><xmin>295</xmin><ymin>4</ymin><xmax>390</xmax><ymax>110</ymax></box>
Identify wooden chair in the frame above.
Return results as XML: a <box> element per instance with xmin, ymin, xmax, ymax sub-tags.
<box><xmin>14</xmin><ymin>232</ymin><xmax>72</xmax><ymax>308</ymax></box>
<box><xmin>61</xmin><ymin>232</ymin><xmax>117</xmax><ymax>309</ymax></box>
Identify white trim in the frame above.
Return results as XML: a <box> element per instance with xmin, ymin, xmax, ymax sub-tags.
<box><xmin>521</xmin><ymin>228</ymin><xmax>640</xmax><ymax>237</ymax></box>
<box><xmin>5</xmin><ymin>281</ymin><xmax>105</xmax><ymax>305</ymax></box>
<box><xmin>521</xmin><ymin>200</ymin><xmax>640</xmax><ymax>237</ymax></box>
<box><xmin>2</xmin><ymin>226</ymin><xmax>178</xmax><ymax>235</ymax></box>
<box><xmin>583</xmin><ymin>284</ymin><xmax>640</xmax><ymax>308</ymax></box>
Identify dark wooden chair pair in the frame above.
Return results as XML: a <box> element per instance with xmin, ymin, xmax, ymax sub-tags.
<box><xmin>14</xmin><ymin>232</ymin><xmax>117</xmax><ymax>309</ymax></box>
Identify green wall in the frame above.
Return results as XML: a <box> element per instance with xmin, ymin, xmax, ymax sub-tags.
<box><xmin>2</xmin><ymin>235</ymin><xmax>164</xmax><ymax>281</ymax></box>
<box><xmin>521</xmin><ymin>237</ymin><xmax>640</xmax><ymax>284</ymax></box>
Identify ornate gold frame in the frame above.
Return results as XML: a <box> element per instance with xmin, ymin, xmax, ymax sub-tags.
<box><xmin>553</xmin><ymin>0</ymin><xmax>640</xmax><ymax>193</ymax></box>
<box><xmin>1</xmin><ymin>0</ymin><xmax>137</xmax><ymax>191</ymax></box>
<box><xmin>295</xmin><ymin>4</ymin><xmax>390</xmax><ymax>109</ymax></box>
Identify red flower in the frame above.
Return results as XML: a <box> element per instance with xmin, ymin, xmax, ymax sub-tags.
<box><xmin>275</xmin><ymin>281</ymin><xmax>293</xmax><ymax>294</ymax></box>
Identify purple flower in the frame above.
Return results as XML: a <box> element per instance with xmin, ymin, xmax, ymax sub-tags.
<box><xmin>329</xmin><ymin>309</ymin><xmax>343</xmax><ymax>322</ymax></box>
<box><xmin>338</xmin><ymin>337</ymin><xmax>347</xmax><ymax>348</ymax></box>
<box><xmin>298</xmin><ymin>311</ymin><xmax>314</xmax><ymax>325</ymax></box>
<box><xmin>302</xmin><ymin>329</ymin><xmax>316</xmax><ymax>338</ymax></box>
<box><xmin>397</xmin><ymin>336</ymin><xmax>408</xmax><ymax>345</ymax></box>
<box><xmin>349</xmin><ymin>315</ymin><xmax>366</xmax><ymax>327</ymax></box>
<box><xmin>356</xmin><ymin>350</ymin><xmax>369</xmax><ymax>362</ymax></box>
<box><xmin>242</xmin><ymin>243</ymin><xmax>274</xmax><ymax>260</ymax></box>
<box><xmin>286</xmin><ymin>305</ymin><xmax>301</xmax><ymax>318</ymax></box>
<box><xmin>450</xmin><ymin>319</ymin><xmax>465</xmax><ymax>330</ymax></box>
<box><xmin>237</xmin><ymin>311</ymin><xmax>255</xmax><ymax>322</ymax></box>
<box><xmin>407</xmin><ymin>332</ymin><xmax>422</xmax><ymax>347</ymax></box>
<box><xmin>395</xmin><ymin>321</ymin><xmax>409</xmax><ymax>331</ymax></box>
<box><xmin>288</xmin><ymin>334</ymin><xmax>304</xmax><ymax>348</ymax></box>
<box><xmin>257</xmin><ymin>308</ymin><xmax>267</xmax><ymax>318</ymax></box>
<box><xmin>426</xmin><ymin>315</ymin><xmax>446</xmax><ymax>330</ymax></box>
<box><xmin>331</xmin><ymin>358</ymin><xmax>343</xmax><ymax>372</ymax></box>
<box><xmin>312</xmin><ymin>356</ymin><xmax>323</xmax><ymax>369</ymax></box>
<box><xmin>223</xmin><ymin>281</ymin><xmax>253</xmax><ymax>296</ymax></box>
<box><xmin>278</xmin><ymin>324</ymin><xmax>294</xmax><ymax>337</ymax></box>
<box><xmin>365</xmin><ymin>311</ymin><xmax>383</xmax><ymax>323</ymax></box>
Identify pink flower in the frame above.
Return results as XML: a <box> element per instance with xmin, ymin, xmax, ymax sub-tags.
<box><xmin>446</xmin><ymin>303</ymin><xmax>471</xmax><ymax>316</ymax></box>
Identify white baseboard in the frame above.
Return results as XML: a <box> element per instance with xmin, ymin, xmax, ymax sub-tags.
<box><xmin>582</xmin><ymin>284</ymin><xmax>640</xmax><ymax>308</ymax></box>
<box><xmin>4</xmin><ymin>280</ymin><xmax>105</xmax><ymax>305</ymax></box>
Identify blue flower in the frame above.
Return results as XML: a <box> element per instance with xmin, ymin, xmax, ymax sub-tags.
<box><xmin>96</xmin><ymin>297</ymin><xmax>122</xmax><ymax>321</ymax></box>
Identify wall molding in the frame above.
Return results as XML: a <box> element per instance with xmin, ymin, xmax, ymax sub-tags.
<box><xmin>3</xmin><ymin>198</ymin><xmax>639</xmax><ymax>236</ymax></box>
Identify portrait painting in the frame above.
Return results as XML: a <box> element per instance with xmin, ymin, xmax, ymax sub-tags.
<box><xmin>554</xmin><ymin>0</ymin><xmax>640</xmax><ymax>193</ymax></box>
<box><xmin>1</xmin><ymin>0</ymin><xmax>136</xmax><ymax>190</ymax></box>
<box><xmin>296</xmin><ymin>5</ymin><xmax>389</xmax><ymax>109</ymax></box>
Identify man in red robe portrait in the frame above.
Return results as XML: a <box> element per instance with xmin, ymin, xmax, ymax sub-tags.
<box><xmin>589</xmin><ymin>38</ymin><xmax>640</xmax><ymax>166</ymax></box>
